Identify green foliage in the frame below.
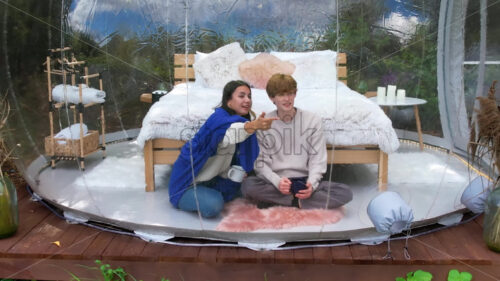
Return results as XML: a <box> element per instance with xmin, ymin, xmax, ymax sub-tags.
<box><xmin>68</xmin><ymin>260</ymin><xmax>144</xmax><ymax>281</ymax></box>
<box><xmin>316</xmin><ymin>0</ymin><xmax>442</xmax><ymax>133</ymax></box>
<box><xmin>396</xmin><ymin>269</ymin><xmax>433</xmax><ymax>281</ymax></box>
<box><xmin>94</xmin><ymin>260</ymin><xmax>129</xmax><ymax>281</ymax></box>
<box><xmin>447</xmin><ymin>269</ymin><xmax>472</xmax><ymax>281</ymax></box>
<box><xmin>395</xmin><ymin>269</ymin><xmax>474</xmax><ymax>281</ymax></box>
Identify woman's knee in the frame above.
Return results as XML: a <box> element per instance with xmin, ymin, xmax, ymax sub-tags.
<box><xmin>178</xmin><ymin>186</ymin><xmax>225</xmax><ymax>218</ymax></box>
<box><xmin>198</xmin><ymin>192</ymin><xmax>224</xmax><ymax>218</ymax></box>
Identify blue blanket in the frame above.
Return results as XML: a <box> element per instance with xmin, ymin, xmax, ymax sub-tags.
<box><xmin>168</xmin><ymin>108</ymin><xmax>259</xmax><ymax>207</ymax></box>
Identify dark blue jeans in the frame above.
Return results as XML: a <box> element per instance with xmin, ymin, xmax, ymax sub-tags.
<box><xmin>178</xmin><ymin>185</ymin><xmax>225</xmax><ymax>218</ymax></box>
<box><xmin>177</xmin><ymin>177</ymin><xmax>242</xmax><ymax>218</ymax></box>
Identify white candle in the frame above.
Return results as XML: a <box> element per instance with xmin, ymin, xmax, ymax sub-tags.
<box><xmin>397</xmin><ymin>89</ymin><xmax>406</xmax><ymax>102</ymax></box>
<box><xmin>377</xmin><ymin>86</ymin><xmax>386</xmax><ymax>103</ymax></box>
<box><xmin>386</xmin><ymin>85</ymin><xmax>396</xmax><ymax>103</ymax></box>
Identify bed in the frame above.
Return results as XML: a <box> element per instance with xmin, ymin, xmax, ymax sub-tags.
<box><xmin>138</xmin><ymin>45</ymin><xmax>399</xmax><ymax>192</ymax></box>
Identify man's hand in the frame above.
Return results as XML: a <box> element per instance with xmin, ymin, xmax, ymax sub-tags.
<box><xmin>295</xmin><ymin>181</ymin><xmax>313</xmax><ymax>199</ymax></box>
<box><xmin>278</xmin><ymin>177</ymin><xmax>291</xmax><ymax>195</ymax></box>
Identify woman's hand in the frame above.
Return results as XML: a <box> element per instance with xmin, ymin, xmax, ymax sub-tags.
<box><xmin>244</xmin><ymin>112</ymin><xmax>279</xmax><ymax>133</ymax></box>
<box><xmin>278</xmin><ymin>177</ymin><xmax>292</xmax><ymax>195</ymax></box>
<box><xmin>295</xmin><ymin>182</ymin><xmax>313</xmax><ymax>199</ymax></box>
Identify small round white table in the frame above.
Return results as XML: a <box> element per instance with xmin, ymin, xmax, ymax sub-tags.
<box><xmin>369</xmin><ymin>97</ymin><xmax>427</xmax><ymax>150</ymax></box>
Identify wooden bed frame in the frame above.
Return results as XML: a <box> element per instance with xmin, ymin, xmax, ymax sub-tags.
<box><xmin>140</xmin><ymin>53</ymin><xmax>388</xmax><ymax>192</ymax></box>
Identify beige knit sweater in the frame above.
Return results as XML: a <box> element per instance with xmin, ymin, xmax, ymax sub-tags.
<box><xmin>254</xmin><ymin>108</ymin><xmax>327</xmax><ymax>190</ymax></box>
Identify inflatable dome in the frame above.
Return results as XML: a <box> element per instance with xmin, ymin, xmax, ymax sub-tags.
<box><xmin>1</xmin><ymin>0</ymin><xmax>499</xmax><ymax>249</ymax></box>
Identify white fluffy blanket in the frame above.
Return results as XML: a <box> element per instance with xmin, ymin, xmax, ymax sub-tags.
<box><xmin>136</xmin><ymin>82</ymin><xmax>400</xmax><ymax>153</ymax></box>
<box><xmin>52</xmin><ymin>84</ymin><xmax>106</xmax><ymax>104</ymax></box>
<box><xmin>54</xmin><ymin>123</ymin><xmax>89</xmax><ymax>144</ymax></box>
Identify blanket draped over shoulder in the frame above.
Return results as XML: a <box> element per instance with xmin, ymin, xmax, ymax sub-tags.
<box><xmin>168</xmin><ymin>108</ymin><xmax>259</xmax><ymax>207</ymax></box>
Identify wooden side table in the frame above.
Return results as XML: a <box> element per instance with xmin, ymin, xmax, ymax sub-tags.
<box><xmin>369</xmin><ymin>97</ymin><xmax>427</xmax><ymax>150</ymax></box>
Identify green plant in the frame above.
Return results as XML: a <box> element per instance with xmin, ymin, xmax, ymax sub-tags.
<box><xmin>0</xmin><ymin>93</ymin><xmax>12</xmax><ymax>174</ymax></box>
<box><xmin>396</xmin><ymin>269</ymin><xmax>474</xmax><ymax>281</ymax></box>
<box><xmin>69</xmin><ymin>260</ymin><xmax>138</xmax><ymax>281</ymax></box>
<box><xmin>0</xmin><ymin>93</ymin><xmax>18</xmax><ymax>239</ymax></box>
<box><xmin>396</xmin><ymin>270</ymin><xmax>433</xmax><ymax>281</ymax></box>
<box><xmin>447</xmin><ymin>269</ymin><xmax>472</xmax><ymax>281</ymax></box>
<box><xmin>95</xmin><ymin>260</ymin><xmax>129</xmax><ymax>281</ymax></box>
<box><xmin>67</xmin><ymin>260</ymin><xmax>170</xmax><ymax>281</ymax></box>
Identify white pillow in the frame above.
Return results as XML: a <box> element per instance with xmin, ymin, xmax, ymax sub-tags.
<box><xmin>193</xmin><ymin>42</ymin><xmax>246</xmax><ymax>88</ymax></box>
<box><xmin>196</xmin><ymin>52</ymin><xmax>261</xmax><ymax>61</ymax></box>
<box><xmin>194</xmin><ymin>51</ymin><xmax>260</xmax><ymax>87</ymax></box>
<box><xmin>283</xmin><ymin>51</ymin><xmax>338</xmax><ymax>89</ymax></box>
<box><xmin>270</xmin><ymin>50</ymin><xmax>337</xmax><ymax>61</ymax></box>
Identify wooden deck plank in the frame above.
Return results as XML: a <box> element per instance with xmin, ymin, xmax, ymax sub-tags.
<box><xmin>254</xmin><ymin>249</ymin><xmax>275</xmax><ymax>264</ymax></box>
<box><xmin>369</xmin><ymin>238</ymin><xmax>431</xmax><ymax>265</ymax></box>
<box><xmin>454</xmin><ymin>223</ymin><xmax>492</xmax><ymax>263</ymax></box>
<box><xmin>411</xmin><ymin>233</ymin><xmax>453</xmax><ymax>263</ymax></box>
<box><xmin>385</xmin><ymin>239</ymin><xmax>414</xmax><ymax>263</ymax></box>
<box><xmin>0</xmin><ymin>197</ymin><xmax>51</xmax><ymax>253</ymax></box>
<box><xmin>434</xmin><ymin>227</ymin><xmax>478</xmax><ymax>262</ymax></box>
<box><xmin>236</xmin><ymin>247</ymin><xmax>259</xmax><ymax>263</ymax></box>
<box><xmin>81</xmin><ymin>231</ymin><xmax>116</xmax><ymax>259</ymax></box>
<box><xmin>312</xmin><ymin>247</ymin><xmax>333</xmax><ymax>264</ymax></box>
<box><xmin>55</xmin><ymin>224</ymin><xmax>101</xmax><ymax>259</ymax></box>
<box><xmin>197</xmin><ymin>246</ymin><xmax>219</xmax><ymax>263</ymax></box>
<box><xmin>8</xmin><ymin>214</ymin><xmax>68</xmax><ymax>256</ymax></box>
<box><xmin>349</xmin><ymin>244</ymin><xmax>372</xmax><ymax>263</ymax></box>
<box><xmin>41</xmin><ymin>219</ymin><xmax>88</xmax><ymax>257</ymax></box>
<box><xmin>120</xmin><ymin>236</ymin><xmax>148</xmax><ymax>258</ymax></box>
<box><xmin>156</xmin><ymin>243</ymin><xmax>182</xmax><ymax>261</ymax></box>
<box><xmin>293</xmin><ymin>247</ymin><xmax>315</xmax><ymax>264</ymax></box>
<box><xmin>3</xmin><ymin>183</ymin><xmax>500</xmax><ymax>281</ymax></box>
<box><xmin>331</xmin><ymin>245</ymin><xmax>354</xmax><ymax>264</ymax></box>
<box><xmin>160</xmin><ymin>244</ymin><xmax>198</xmax><ymax>262</ymax></box>
<box><xmin>3</xmin><ymin>258</ymin><xmax>500</xmax><ymax>281</ymax></box>
<box><xmin>367</xmin><ymin>241</ymin><xmax>393</xmax><ymax>263</ymax></box>
<box><xmin>274</xmin><ymin>249</ymin><xmax>295</xmax><ymax>264</ymax></box>
<box><xmin>175</xmin><ymin>245</ymin><xmax>202</xmax><ymax>262</ymax></box>
<box><xmin>101</xmin><ymin>234</ymin><xmax>135</xmax><ymax>259</ymax></box>
<box><xmin>462</xmin><ymin>218</ymin><xmax>500</xmax><ymax>263</ymax></box>
<box><xmin>216</xmin><ymin>247</ymin><xmax>240</xmax><ymax>263</ymax></box>
<box><xmin>397</xmin><ymin>238</ymin><xmax>433</xmax><ymax>264</ymax></box>
<box><xmin>140</xmin><ymin>241</ymin><xmax>166</xmax><ymax>261</ymax></box>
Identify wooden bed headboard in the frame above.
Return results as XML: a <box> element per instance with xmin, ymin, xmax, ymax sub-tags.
<box><xmin>173</xmin><ymin>52</ymin><xmax>348</xmax><ymax>85</ymax></box>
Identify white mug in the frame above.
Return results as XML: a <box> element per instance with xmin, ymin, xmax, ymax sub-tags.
<box><xmin>227</xmin><ymin>165</ymin><xmax>246</xmax><ymax>182</ymax></box>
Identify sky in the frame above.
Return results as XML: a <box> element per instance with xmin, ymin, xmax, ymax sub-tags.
<box><xmin>68</xmin><ymin>0</ymin><xmax>424</xmax><ymax>43</ymax></box>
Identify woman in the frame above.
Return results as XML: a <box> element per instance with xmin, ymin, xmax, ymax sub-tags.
<box><xmin>168</xmin><ymin>80</ymin><xmax>277</xmax><ymax>218</ymax></box>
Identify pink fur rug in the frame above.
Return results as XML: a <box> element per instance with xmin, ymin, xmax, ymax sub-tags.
<box><xmin>216</xmin><ymin>198</ymin><xmax>344</xmax><ymax>232</ymax></box>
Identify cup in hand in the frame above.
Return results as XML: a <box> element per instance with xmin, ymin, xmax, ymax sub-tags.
<box><xmin>227</xmin><ymin>165</ymin><xmax>246</xmax><ymax>183</ymax></box>
<box><xmin>289</xmin><ymin>177</ymin><xmax>308</xmax><ymax>195</ymax></box>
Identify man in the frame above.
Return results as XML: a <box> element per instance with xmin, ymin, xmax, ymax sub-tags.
<box><xmin>241</xmin><ymin>74</ymin><xmax>353</xmax><ymax>209</ymax></box>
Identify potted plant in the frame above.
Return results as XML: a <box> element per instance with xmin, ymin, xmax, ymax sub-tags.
<box><xmin>470</xmin><ymin>81</ymin><xmax>500</xmax><ymax>252</ymax></box>
<box><xmin>0</xmin><ymin>94</ymin><xmax>18</xmax><ymax>239</ymax></box>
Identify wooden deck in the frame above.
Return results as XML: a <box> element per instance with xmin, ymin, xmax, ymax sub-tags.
<box><xmin>1</xmin><ymin>184</ymin><xmax>500</xmax><ymax>281</ymax></box>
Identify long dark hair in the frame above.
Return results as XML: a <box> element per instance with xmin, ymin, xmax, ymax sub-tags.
<box><xmin>218</xmin><ymin>80</ymin><xmax>253</xmax><ymax>120</ymax></box>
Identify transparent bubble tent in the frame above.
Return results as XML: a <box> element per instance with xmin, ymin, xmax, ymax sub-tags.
<box><xmin>1</xmin><ymin>0</ymin><xmax>499</xmax><ymax>250</ymax></box>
